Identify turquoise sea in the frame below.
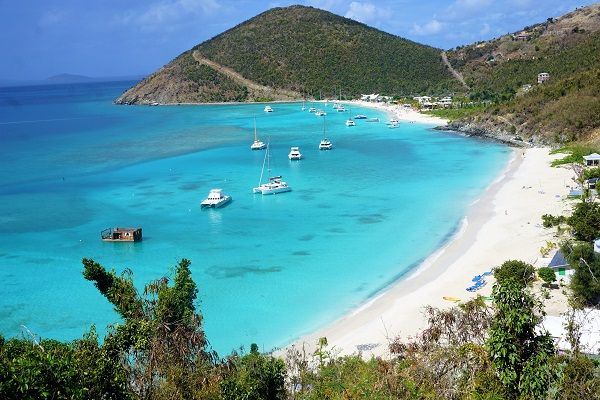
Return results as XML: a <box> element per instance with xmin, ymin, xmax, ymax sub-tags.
<box><xmin>0</xmin><ymin>81</ymin><xmax>511</xmax><ymax>354</ymax></box>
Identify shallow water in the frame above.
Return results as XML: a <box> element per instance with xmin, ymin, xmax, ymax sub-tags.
<box><xmin>0</xmin><ymin>82</ymin><xmax>511</xmax><ymax>354</ymax></box>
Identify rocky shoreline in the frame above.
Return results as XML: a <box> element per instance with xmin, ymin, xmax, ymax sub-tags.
<box><xmin>437</xmin><ymin>120</ymin><xmax>532</xmax><ymax>148</ymax></box>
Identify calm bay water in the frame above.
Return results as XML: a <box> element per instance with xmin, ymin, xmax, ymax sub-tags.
<box><xmin>0</xmin><ymin>81</ymin><xmax>511</xmax><ymax>354</ymax></box>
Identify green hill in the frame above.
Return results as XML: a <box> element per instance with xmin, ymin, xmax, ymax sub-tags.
<box><xmin>444</xmin><ymin>3</ymin><xmax>600</xmax><ymax>144</ymax></box>
<box><xmin>116</xmin><ymin>5</ymin><xmax>462</xmax><ymax>105</ymax></box>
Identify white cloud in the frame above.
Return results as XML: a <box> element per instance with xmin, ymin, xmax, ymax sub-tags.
<box><xmin>454</xmin><ymin>0</ymin><xmax>493</xmax><ymax>9</ymax></box>
<box><xmin>39</xmin><ymin>9</ymin><xmax>67</xmax><ymax>27</ymax></box>
<box><xmin>344</xmin><ymin>1</ymin><xmax>390</xmax><ymax>25</ymax></box>
<box><xmin>306</xmin><ymin>0</ymin><xmax>345</xmax><ymax>12</ymax></box>
<box><xmin>121</xmin><ymin>0</ymin><xmax>221</xmax><ymax>31</ymax></box>
<box><xmin>480</xmin><ymin>22</ymin><xmax>490</xmax><ymax>35</ymax></box>
<box><xmin>410</xmin><ymin>19</ymin><xmax>443</xmax><ymax>36</ymax></box>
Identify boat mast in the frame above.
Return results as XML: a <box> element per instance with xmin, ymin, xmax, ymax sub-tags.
<box><xmin>253</xmin><ymin>116</ymin><xmax>258</xmax><ymax>141</ymax></box>
<box><xmin>258</xmin><ymin>142</ymin><xmax>268</xmax><ymax>185</ymax></box>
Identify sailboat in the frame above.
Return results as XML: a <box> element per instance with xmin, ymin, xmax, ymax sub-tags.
<box><xmin>319</xmin><ymin>117</ymin><xmax>333</xmax><ymax>150</ymax></box>
<box><xmin>301</xmin><ymin>100</ymin><xmax>306</xmax><ymax>111</ymax></box>
<box><xmin>253</xmin><ymin>143</ymin><xmax>291</xmax><ymax>195</ymax></box>
<box><xmin>345</xmin><ymin>108</ymin><xmax>355</xmax><ymax>126</ymax></box>
<box><xmin>250</xmin><ymin>117</ymin><xmax>266</xmax><ymax>150</ymax></box>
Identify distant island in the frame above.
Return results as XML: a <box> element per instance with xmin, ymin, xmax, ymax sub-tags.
<box><xmin>46</xmin><ymin>73</ymin><xmax>96</xmax><ymax>84</ymax></box>
<box><xmin>0</xmin><ymin>74</ymin><xmax>146</xmax><ymax>88</ymax></box>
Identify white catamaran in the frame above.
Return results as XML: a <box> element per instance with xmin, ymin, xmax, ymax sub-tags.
<box><xmin>253</xmin><ymin>143</ymin><xmax>291</xmax><ymax>195</ymax></box>
<box><xmin>250</xmin><ymin>117</ymin><xmax>266</xmax><ymax>150</ymax></box>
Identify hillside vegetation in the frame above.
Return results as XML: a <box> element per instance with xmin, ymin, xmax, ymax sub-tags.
<box><xmin>116</xmin><ymin>5</ymin><xmax>461</xmax><ymax>105</ymax></box>
<box><xmin>445</xmin><ymin>3</ymin><xmax>600</xmax><ymax>144</ymax></box>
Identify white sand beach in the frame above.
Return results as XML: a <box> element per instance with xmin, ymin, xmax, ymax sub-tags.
<box><xmin>346</xmin><ymin>99</ymin><xmax>449</xmax><ymax>125</ymax></box>
<box><xmin>292</xmin><ymin>146</ymin><xmax>576</xmax><ymax>358</ymax></box>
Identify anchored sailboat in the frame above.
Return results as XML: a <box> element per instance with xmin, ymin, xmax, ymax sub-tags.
<box><xmin>250</xmin><ymin>117</ymin><xmax>266</xmax><ymax>150</ymax></box>
<box><xmin>319</xmin><ymin>117</ymin><xmax>333</xmax><ymax>150</ymax></box>
<box><xmin>253</xmin><ymin>143</ymin><xmax>291</xmax><ymax>195</ymax></box>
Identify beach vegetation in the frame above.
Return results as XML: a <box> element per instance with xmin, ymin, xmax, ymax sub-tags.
<box><xmin>582</xmin><ymin>166</ymin><xmax>600</xmax><ymax>181</ymax></box>
<box><xmin>221</xmin><ymin>345</ymin><xmax>286</xmax><ymax>400</ymax></box>
<box><xmin>0</xmin><ymin>328</ymin><xmax>131</xmax><ymax>400</ymax></box>
<box><xmin>538</xmin><ymin>267</ymin><xmax>557</xmax><ymax>287</ymax></box>
<box><xmin>542</xmin><ymin>214</ymin><xmax>567</xmax><ymax>228</ymax></box>
<box><xmin>423</xmin><ymin>105</ymin><xmax>485</xmax><ymax>121</ymax></box>
<box><xmin>486</xmin><ymin>278</ymin><xmax>556</xmax><ymax>398</ymax></box>
<box><xmin>562</xmin><ymin>242</ymin><xmax>600</xmax><ymax>306</ymax></box>
<box><xmin>567</xmin><ymin>201</ymin><xmax>600</xmax><ymax>242</ymax></box>
<box><xmin>5</xmin><ymin>257</ymin><xmax>600</xmax><ymax>399</ymax></box>
<box><xmin>550</xmin><ymin>145</ymin><xmax>600</xmax><ymax>167</ymax></box>
<box><xmin>493</xmin><ymin>259</ymin><xmax>536</xmax><ymax>287</ymax></box>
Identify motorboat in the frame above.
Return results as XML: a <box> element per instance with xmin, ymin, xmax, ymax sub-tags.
<box><xmin>319</xmin><ymin>138</ymin><xmax>333</xmax><ymax>150</ymax></box>
<box><xmin>345</xmin><ymin>119</ymin><xmax>355</xmax><ymax>126</ymax></box>
<box><xmin>308</xmin><ymin>107</ymin><xmax>317</xmax><ymax>113</ymax></box>
<box><xmin>200</xmin><ymin>189</ymin><xmax>232</xmax><ymax>209</ymax></box>
<box><xmin>354</xmin><ymin>114</ymin><xmax>367</xmax><ymax>119</ymax></box>
<box><xmin>315</xmin><ymin>110</ymin><xmax>327</xmax><ymax>116</ymax></box>
<box><xmin>288</xmin><ymin>146</ymin><xmax>303</xmax><ymax>160</ymax></box>
<box><xmin>337</xmin><ymin>105</ymin><xmax>346</xmax><ymax>112</ymax></box>
<box><xmin>264</xmin><ymin>105</ymin><xmax>273</xmax><ymax>112</ymax></box>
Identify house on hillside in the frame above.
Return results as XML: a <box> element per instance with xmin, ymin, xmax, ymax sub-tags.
<box><xmin>584</xmin><ymin>153</ymin><xmax>600</xmax><ymax>166</ymax></box>
<box><xmin>522</xmin><ymin>84</ymin><xmax>532</xmax><ymax>92</ymax></box>
<box><xmin>538</xmin><ymin>72</ymin><xmax>550</xmax><ymax>84</ymax></box>
<box><xmin>413</xmin><ymin>96</ymin><xmax>431</xmax><ymax>104</ymax></box>
<box><xmin>361</xmin><ymin>93</ymin><xmax>382</xmax><ymax>102</ymax></box>
<box><xmin>439</xmin><ymin>97</ymin><xmax>453</xmax><ymax>108</ymax></box>
<box><xmin>514</xmin><ymin>32</ymin><xmax>532</xmax><ymax>40</ymax></box>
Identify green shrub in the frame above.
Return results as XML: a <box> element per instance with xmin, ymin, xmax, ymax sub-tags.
<box><xmin>493</xmin><ymin>259</ymin><xmax>536</xmax><ymax>287</ymax></box>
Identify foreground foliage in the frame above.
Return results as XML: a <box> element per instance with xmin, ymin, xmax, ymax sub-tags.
<box><xmin>2</xmin><ymin>257</ymin><xmax>600</xmax><ymax>399</ymax></box>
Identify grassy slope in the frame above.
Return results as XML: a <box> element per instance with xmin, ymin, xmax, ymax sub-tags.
<box><xmin>444</xmin><ymin>4</ymin><xmax>600</xmax><ymax>144</ymax></box>
<box><xmin>196</xmin><ymin>6</ymin><xmax>461</xmax><ymax>97</ymax></box>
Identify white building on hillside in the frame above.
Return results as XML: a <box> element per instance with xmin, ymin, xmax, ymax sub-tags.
<box><xmin>538</xmin><ymin>72</ymin><xmax>550</xmax><ymax>84</ymax></box>
<box><xmin>584</xmin><ymin>153</ymin><xmax>600</xmax><ymax>166</ymax></box>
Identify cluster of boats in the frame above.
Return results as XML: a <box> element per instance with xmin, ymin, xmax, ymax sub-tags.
<box><xmin>202</xmin><ymin>102</ymin><xmax>393</xmax><ymax>208</ymax></box>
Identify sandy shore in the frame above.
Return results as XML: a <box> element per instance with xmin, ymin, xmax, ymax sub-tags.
<box><xmin>344</xmin><ymin>99</ymin><xmax>449</xmax><ymax>125</ymax></box>
<box><xmin>290</xmin><ymin>147</ymin><xmax>575</xmax><ymax>358</ymax></box>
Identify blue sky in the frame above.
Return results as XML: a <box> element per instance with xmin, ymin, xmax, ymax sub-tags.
<box><xmin>0</xmin><ymin>0</ymin><xmax>596</xmax><ymax>80</ymax></box>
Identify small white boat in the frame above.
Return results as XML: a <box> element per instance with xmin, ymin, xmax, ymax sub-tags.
<box><xmin>354</xmin><ymin>114</ymin><xmax>367</xmax><ymax>119</ymax></box>
<box><xmin>308</xmin><ymin>107</ymin><xmax>317</xmax><ymax>113</ymax></box>
<box><xmin>315</xmin><ymin>110</ymin><xmax>327</xmax><ymax>116</ymax></box>
<box><xmin>345</xmin><ymin>119</ymin><xmax>355</xmax><ymax>127</ymax></box>
<box><xmin>337</xmin><ymin>105</ymin><xmax>346</xmax><ymax>112</ymax></box>
<box><xmin>253</xmin><ymin>144</ymin><xmax>291</xmax><ymax>195</ymax></box>
<box><xmin>200</xmin><ymin>189</ymin><xmax>231</xmax><ymax>209</ymax></box>
<box><xmin>288</xmin><ymin>146</ymin><xmax>303</xmax><ymax>160</ymax></box>
<box><xmin>319</xmin><ymin>138</ymin><xmax>332</xmax><ymax>150</ymax></box>
<box><xmin>387</xmin><ymin>119</ymin><xmax>399</xmax><ymax>125</ymax></box>
<box><xmin>388</xmin><ymin>122</ymin><xmax>399</xmax><ymax>129</ymax></box>
<box><xmin>319</xmin><ymin>117</ymin><xmax>333</xmax><ymax>150</ymax></box>
<box><xmin>301</xmin><ymin>100</ymin><xmax>306</xmax><ymax>111</ymax></box>
<box><xmin>250</xmin><ymin>117</ymin><xmax>266</xmax><ymax>150</ymax></box>
<box><xmin>264</xmin><ymin>105</ymin><xmax>273</xmax><ymax>112</ymax></box>
<box><xmin>365</xmin><ymin>118</ymin><xmax>379</xmax><ymax>122</ymax></box>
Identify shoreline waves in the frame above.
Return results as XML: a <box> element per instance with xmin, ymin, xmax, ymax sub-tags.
<box><xmin>289</xmin><ymin>147</ymin><xmax>574</xmax><ymax>358</ymax></box>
